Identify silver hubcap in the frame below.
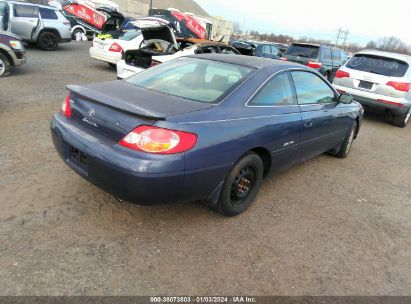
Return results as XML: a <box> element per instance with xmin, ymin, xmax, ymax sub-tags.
<box><xmin>345</xmin><ymin>127</ymin><xmax>355</xmax><ymax>154</ymax></box>
<box><xmin>0</xmin><ymin>58</ymin><xmax>5</xmax><ymax>75</ymax></box>
<box><xmin>405</xmin><ymin>109</ymin><xmax>411</xmax><ymax>125</ymax></box>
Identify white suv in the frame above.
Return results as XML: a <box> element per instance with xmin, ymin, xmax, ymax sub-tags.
<box><xmin>0</xmin><ymin>1</ymin><xmax>71</xmax><ymax>51</ymax></box>
<box><xmin>333</xmin><ymin>50</ymin><xmax>411</xmax><ymax>127</ymax></box>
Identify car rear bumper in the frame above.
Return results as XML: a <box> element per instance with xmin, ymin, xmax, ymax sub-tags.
<box><xmin>51</xmin><ymin>114</ymin><xmax>227</xmax><ymax>205</ymax></box>
<box><xmin>89</xmin><ymin>47</ymin><xmax>121</xmax><ymax>64</ymax></box>
<box><xmin>333</xmin><ymin>84</ymin><xmax>411</xmax><ymax>115</ymax></box>
<box><xmin>116</xmin><ymin>59</ymin><xmax>145</xmax><ymax>79</ymax></box>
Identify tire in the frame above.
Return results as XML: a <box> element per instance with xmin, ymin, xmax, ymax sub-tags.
<box><xmin>335</xmin><ymin>121</ymin><xmax>357</xmax><ymax>158</ymax></box>
<box><xmin>391</xmin><ymin>108</ymin><xmax>411</xmax><ymax>128</ymax></box>
<box><xmin>108</xmin><ymin>62</ymin><xmax>116</xmax><ymax>68</ymax></box>
<box><xmin>0</xmin><ymin>53</ymin><xmax>11</xmax><ymax>77</ymax></box>
<box><xmin>216</xmin><ymin>153</ymin><xmax>264</xmax><ymax>216</ymax></box>
<box><xmin>325</xmin><ymin>71</ymin><xmax>331</xmax><ymax>82</ymax></box>
<box><xmin>38</xmin><ymin>31</ymin><xmax>59</xmax><ymax>51</ymax></box>
<box><xmin>72</xmin><ymin>28</ymin><xmax>84</xmax><ymax>40</ymax></box>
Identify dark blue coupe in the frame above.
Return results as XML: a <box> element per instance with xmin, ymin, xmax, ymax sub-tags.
<box><xmin>51</xmin><ymin>54</ymin><xmax>363</xmax><ymax>216</ymax></box>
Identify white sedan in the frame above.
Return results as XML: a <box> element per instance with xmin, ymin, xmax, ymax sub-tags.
<box><xmin>90</xmin><ymin>18</ymin><xmax>176</xmax><ymax>66</ymax></box>
<box><xmin>117</xmin><ymin>39</ymin><xmax>240</xmax><ymax>79</ymax></box>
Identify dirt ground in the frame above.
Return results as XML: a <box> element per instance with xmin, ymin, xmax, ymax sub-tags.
<box><xmin>0</xmin><ymin>42</ymin><xmax>410</xmax><ymax>296</ymax></box>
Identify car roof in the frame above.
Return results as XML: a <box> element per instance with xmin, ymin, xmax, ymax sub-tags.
<box><xmin>1</xmin><ymin>0</ymin><xmax>58</xmax><ymax>10</ymax></box>
<box><xmin>355</xmin><ymin>49</ymin><xmax>411</xmax><ymax>64</ymax></box>
<box><xmin>188</xmin><ymin>54</ymin><xmax>307</xmax><ymax>70</ymax></box>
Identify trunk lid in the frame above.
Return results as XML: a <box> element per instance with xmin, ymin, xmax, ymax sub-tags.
<box><xmin>67</xmin><ymin>81</ymin><xmax>212</xmax><ymax>140</ymax></box>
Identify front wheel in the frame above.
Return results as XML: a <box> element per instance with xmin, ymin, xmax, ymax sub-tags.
<box><xmin>335</xmin><ymin>121</ymin><xmax>357</xmax><ymax>158</ymax></box>
<box><xmin>216</xmin><ymin>153</ymin><xmax>263</xmax><ymax>216</ymax></box>
<box><xmin>0</xmin><ymin>53</ymin><xmax>11</xmax><ymax>77</ymax></box>
<box><xmin>38</xmin><ymin>32</ymin><xmax>59</xmax><ymax>51</ymax></box>
<box><xmin>391</xmin><ymin>108</ymin><xmax>411</xmax><ymax>128</ymax></box>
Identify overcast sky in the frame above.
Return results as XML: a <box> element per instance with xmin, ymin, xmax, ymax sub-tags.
<box><xmin>195</xmin><ymin>0</ymin><xmax>411</xmax><ymax>46</ymax></box>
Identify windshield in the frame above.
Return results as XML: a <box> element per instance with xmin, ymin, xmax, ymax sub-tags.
<box><xmin>118</xmin><ymin>30</ymin><xmax>141</xmax><ymax>41</ymax></box>
<box><xmin>126</xmin><ymin>58</ymin><xmax>256</xmax><ymax>103</ymax></box>
<box><xmin>346</xmin><ymin>54</ymin><xmax>409</xmax><ymax>77</ymax></box>
<box><xmin>284</xmin><ymin>44</ymin><xmax>320</xmax><ymax>58</ymax></box>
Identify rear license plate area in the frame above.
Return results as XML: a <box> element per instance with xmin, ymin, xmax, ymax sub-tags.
<box><xmin>69</xmin><ymin>146</ymin><xmax>88</xmax><ymax>171</ymax></box>
<box><xmin>358</xmin><ymin>80</ymin><xmax>374</xmax><ymax>90</ymax></box>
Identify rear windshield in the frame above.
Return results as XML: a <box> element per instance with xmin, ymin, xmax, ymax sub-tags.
<box><xmin>346</xmin><ymin>54</ymin><xmax>409</xmax><ymax>77</ymax></box>
<box><xmin>284</xmin><ymin>44</ymin><xmax>319</xmax><ymax>58</ymax></box>
<box><xmin>126</xmin><ymin>57</ymin><xmax>255</xmax><ymax>103</ymax></box>
<box><xmin>118</xmin><ymin>30</ymin><xmax>141</xmax><ymax>41</ymax></box>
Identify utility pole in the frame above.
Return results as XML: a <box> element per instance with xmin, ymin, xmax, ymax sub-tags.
<box><xmin>336</xmin><ymin>28</ymin><xmax>349</xmax><ymax>48</ymax></box>
<box><xmin>342</xmin><ymin>30</ymin><xmax>349</xmax><ymax>50</ymax></box>
<box><xmin>150</xmin><ymin>0</ymin><xmax>153</xmax><ymax>12</ymax></box>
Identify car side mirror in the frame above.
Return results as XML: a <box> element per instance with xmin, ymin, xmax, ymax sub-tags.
<box><xmin>338</xmin><ymin>93</ymin><xmax>353</xmax><ymax>104</ymax></box>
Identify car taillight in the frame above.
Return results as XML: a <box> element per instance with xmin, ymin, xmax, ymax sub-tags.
<box><xmin>149</xmin><ymin>60</ymin><xmax>161</xmax><ymax>68</ymax></box>
<box><xmin>386</xmin><ymin>81</ymin><xmax>410</xmax><ymax>92</ymax></box>
<box><xmin>280</xmin><ymin>57</ymin><xmax>288</xmax><ymax>61</ymax></box>
<box><xmin>306</xmin><ymin>61</ymin><xmax>322</xmax><ymax>69</ymax></box>
<box><xmin>119</xmin><ymin>126</ymin><xmax>197</xmax><ymax>154</ymax></box>
<box><xmin>335</xmin><ymin>69</ymin><xmax>350</xmax><ymax>78</ymax></box>
<box><xmin>61</xmin><ymin>94</ymin><xmax>72</xmax><ymax>118</ymax></box>
<box><xmin>109</xmin><ymin>42</ymin><xmax>122</xmax><ymax>52</ymax></box>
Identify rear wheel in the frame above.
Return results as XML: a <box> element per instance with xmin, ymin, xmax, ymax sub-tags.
<box><xmin>72</xmin><ymin>28</ymin><xmax>84</xmax><ymax>40</ymax></box>
<box><xmin>38</xmin><ymin>32</ymin><xmax>59</xmax><ymax>51</ymax></box>
<box><xmin>216</xmin><ymin>153</ymin><xmax>263</xmax><ymax>216</ymax></box>
<box><xmin>0</xmin><ymin>53</ymin><xmax>11</xmax><ymax>77</ymax></box>
<box><xmin>391</xmin><ymin>108</ymin><xmax>411</xmax><ymax>128</ymax></box>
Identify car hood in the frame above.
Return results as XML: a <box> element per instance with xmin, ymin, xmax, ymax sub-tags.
<box><xmin>0</xmin><ymin>31</ymin><xmax>22</xmax><ymax>41</ymax></box>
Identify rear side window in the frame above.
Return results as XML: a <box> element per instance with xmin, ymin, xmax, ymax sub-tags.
<box><xmin>322</xmin><ymin>47</ymin><xmax>331</xmax><ymax>60</ymax></box>
<box><xmin>40</xmin><ymin>8</ymin><xmax>58</xmax><ymax>20</ymax></box>
<box><xmin>346</xmin><ymin>54</ymin><xmax>409</xmax><ymax>77</ymax></box>
<box><xmin>284</xmin><ymin>44</ymin><xmax>319</xmax><ymax>59</ymax></box>
<box><xmin>126</xmin><ymin>57</ymin><xmax>255</xmax><ymax>103</ymax></box>
<box><xmin>291</xmin><ymin>71</ymin><xmax>335</xmax><ymax>105</ymax></box>
<box><xmin>249</xmin><ymin>73</ymin><xmax>295</xmax><ymax>106</ymax></box>
<box><xmin>14</xmin><ymin>5</ymin><xmax>38</xmax><ymax>18</ymax></box>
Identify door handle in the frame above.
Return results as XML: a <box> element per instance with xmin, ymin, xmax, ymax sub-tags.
<box><xmin>304</xmin><ymin>122</ymin><xmax>313</xmax><ymax>128</ymax></box>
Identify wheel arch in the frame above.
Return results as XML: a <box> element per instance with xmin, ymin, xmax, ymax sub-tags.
<box><xmin>250</xmin><ymin>147</ymin><xmax>272</xmax><ymax>178</ymax></box>
<box><xmin>37</xmin><ymin>28</ymin><xmax>62</xmax><ymax>42</ymax></box>
<box><xmin>0</xmin><ymin>48</ymin><xmax>13</xmax><ymax>66</ymax></box>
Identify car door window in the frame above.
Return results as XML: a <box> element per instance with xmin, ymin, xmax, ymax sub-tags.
<box><xmin>14</xmin><ymin>5</ymin><xmax>37</xmax><ymax>18</ymax></box>
<box><xmin>0</xmin><ymin>2</ymin><xmax>9</xmax><ymax>30</ymax></box>
<box><xmin>322</xmin><ymin>47</ymin><xmax>331</xmax><ymax>60</ymax></box>
<box><xmin>271</xmin><ymin>46</ymin><xmax>280</xmax><ymax>56</ymax></box>
<box><xmin>291</xmin><ymin>71</ymin><xmax>335</xmax><ymax>105</ymax></box>
<box><xmin>332</xmin><ymin>49</ymin><xmax>341</xmax><ymax>61</ymax></box>
<box><xmin>249</xmin><ymin>73</ymin><xmax>295</xmax><ymax>106</ymax></box>
<box><xmin>262</xmin><ymin>45</ymin><xmax>271</xmax><ymax>54</ymax></box>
